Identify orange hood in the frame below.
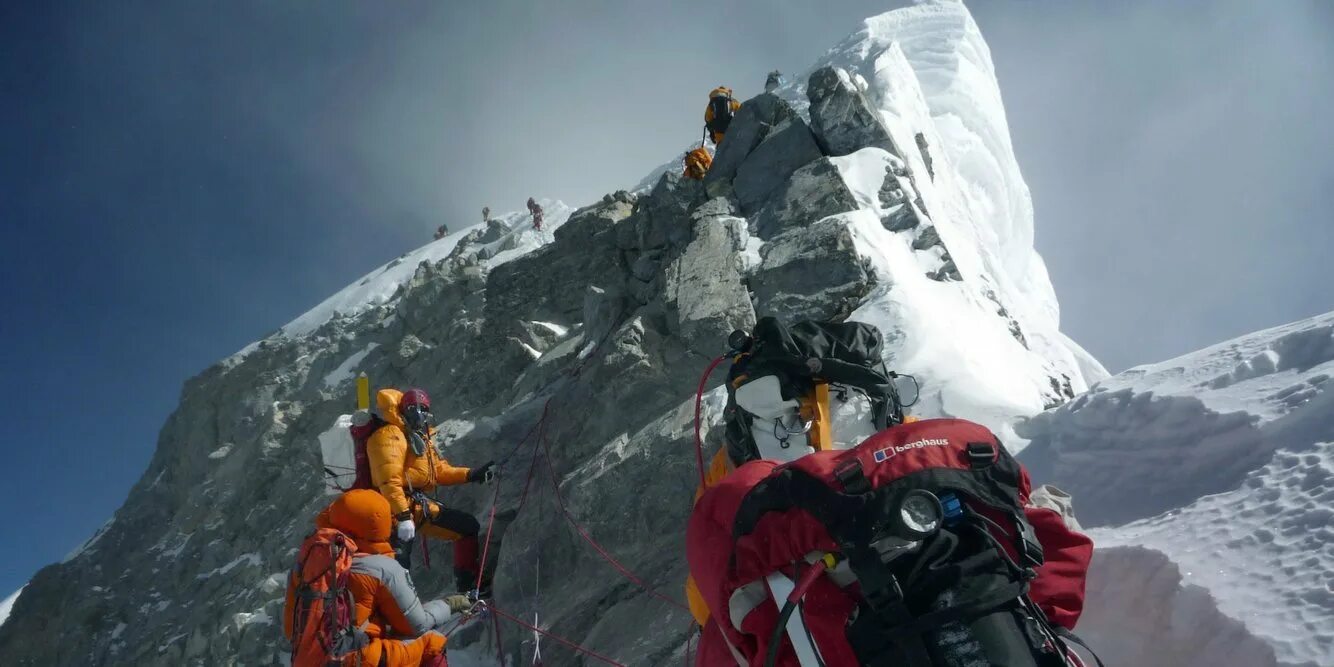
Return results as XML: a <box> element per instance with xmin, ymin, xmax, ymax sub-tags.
<box><xmin>376</xmin><ymin>388</ymin><xmax>406</xmax><ymax>428</ymax></box>
<box><xmin>316</xmin><ymin>490</ymin><xmax>395</xmax><ymax>556</ymax></box>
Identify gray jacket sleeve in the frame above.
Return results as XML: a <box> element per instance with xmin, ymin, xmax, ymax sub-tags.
<box><xmin>352</xmin><ymin>555</ymin><xmax>451</xmax><ymax>635</ymax></box>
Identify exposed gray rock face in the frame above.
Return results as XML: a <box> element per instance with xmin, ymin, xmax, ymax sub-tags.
<box><xmin>751</xmin><ymin>157</ymin><xmax>859</xmax><ymax>241</ymax></box>
<box><xmin>486</xmin><ymin>196</ymin><xmax>631</xmax><ymax>331</ymax></box>
<box><xmin>913</xmin><ymin>225</ymin><xmax>943</xmax><ymax>251</ymax></box>
<box><xmin>582</xmin><ymin>284</ymin><xmax>625</xmax><ymax>344</ymax></box>
<box><xmin>617</xmin><ymin>171</ymin><xmax>710</xmax><ymax>311</ymax></box>
<box><xmin>750</xmin><ymin>219</ymin><xmax>873</xmax><ymax>322</ymax></box>
<box><xmin>732</xmin><ymin>116</ymin><xmax>823</xmax><ymax>215</ymax></box>
<box><xmin>914</xmin><ymin>132</ymin><xmax>935</xmax><ymax>180</ymax></box>
<box><xmin>806</xmin><ymin>65</ymin><xmax>900</xmax><ymax>158</ymax></box>
<box><xmin>705</xmin><ymin>92</ymin><xmax>794</xmax><ymax>188</ymax></box>
<box><xmin>663</xmin><ymin>213</ymin><xmax>757</xmax><ymax>357</ymax></box>
<box><xmin>554</xmin><ymin>190</ymin><xmax>636</xmax><ymax>246</ymax></box>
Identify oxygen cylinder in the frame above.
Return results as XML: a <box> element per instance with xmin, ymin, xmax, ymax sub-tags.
<box><xmin>356</xmin><ymin>372</ymin><xmax>370</xmax><ymax>411</ymax></box>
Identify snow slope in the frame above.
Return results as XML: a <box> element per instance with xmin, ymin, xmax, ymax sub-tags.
<box><xmin>230</xmin><ymin>200</ymin><xmax>572</xmax><ymax>359</ymax></box>
<box><xmin>750</xmin><ymin>0</ymin><xmax>1108</xmax><ymax>443</ymax></box>
<box><xmin>1021</xmin><ymin>311</ymin><xmax>1334</xmax><ymax>666</ymax></box>
<box><xmin>0</xmin><ymin>587</ymin><xmax>21</xmax><ymax>631</ymax></box>
<box><xmin>773</xmin><ymin>0</ymin><xmax>1103</xmax><ymax>390</ymax></box>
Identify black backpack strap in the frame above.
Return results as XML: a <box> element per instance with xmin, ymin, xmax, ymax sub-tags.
<box><xmin>1056</xmin><ymin>627</ymin><xmax>1106</xmax><ymax>667</ymax></box>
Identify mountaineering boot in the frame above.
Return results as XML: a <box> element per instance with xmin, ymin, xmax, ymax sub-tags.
<box><xmin>454</xmin><ymin>534</ymin><xmax>480</xmax><ymax>593</ymax></box>
<box><xmin>392</xmin><ymin>534</ymin><xmax>413</xmax><ymax>570</ymax></box>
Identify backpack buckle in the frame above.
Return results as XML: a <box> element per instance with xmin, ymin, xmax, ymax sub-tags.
<box><xmin>835</xmin><ymin>460</ymin><xmax>870</xmax><ymax>494</ymax></box>
<box><xmin>965</xmin><ymin>442</ymin><xmax>995</xmax><ymax>469</ymax></box>
<box><xmin>1016</xmin><ymin>515</ymin><xmax>1045</xmax><ymax>567</ymax></box>
<box><xmin>862</xmin><ymin>576</ymin><xmax>904</xmax><ymax>613</ymax></box>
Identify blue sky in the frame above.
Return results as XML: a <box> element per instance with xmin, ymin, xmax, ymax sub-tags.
<box><xmin>2</xmin><ymin>0</ymin><xmax>1331</xmax><ymax>599</ymax></box>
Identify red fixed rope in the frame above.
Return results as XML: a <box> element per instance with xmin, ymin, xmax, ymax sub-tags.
<box><xmin>537</xmin><ymin>426</ymin><xmax>690</xmax><ymax>612</ymax></box>
<box><xmin>489</xmin><ymin>605</ymin><xmax>628</xmax><ymax>667</ymax></box>
<box><xmin>693</xmin><ymin>355</ymin><xmax>728</xmax><ymax>487</ymax></box>
<box><xmin>465</xmin><ymin>340</ymin><xmax>697</xmax><ymax>665</ymax></box>
<box><xmin>474</xmin><ymin>479</ymin><xmax>502</xmax><ymax>593</ymax></box>
<box><xmin>477</xmin><ymin>400</ymin><xmax>553</xmax><ymax>593</ymax></box>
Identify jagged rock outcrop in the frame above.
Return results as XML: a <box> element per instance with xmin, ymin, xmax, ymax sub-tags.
<box><xmin>705</xmin><ymin>92</ymin><xmax>793</xmax><ymax>188</ymax></box>
<box><xmin>732</xmin><ymin>114</ymin><xmax>823</xmax><ymax>215</ymax></box>
<box><xmin>663</xmin><ymin>213</ymin><xmax>756</xmax><ymax>357</ymax></box>
<box><xmin>807</xmin><ymin>65</ymin><xmax>900</xmax><ymax>158</ymax></box>
<box><xmin>751</xmin><ymin>157</ymin><xmax>859</xmax><ymax>241</ymax></box>
<box><xmin>752</xmin><ymin>219</ymin><xmax>872</xmax><ymax>323</ymax></box>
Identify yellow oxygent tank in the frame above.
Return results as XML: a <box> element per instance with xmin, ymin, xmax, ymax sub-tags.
<box><xmin>356</xmin><ymin>372</ymin><xmax>370</xmax><ymax>411</ymax></box>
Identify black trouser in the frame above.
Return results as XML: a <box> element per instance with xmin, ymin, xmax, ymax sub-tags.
<box><xmin>393</xmin><ymin>501</ymin><xmax>494</xmax><ymax>595</ymax></box>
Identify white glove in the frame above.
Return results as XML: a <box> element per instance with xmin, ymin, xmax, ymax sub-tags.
<box><xmin>445</xmin><ymin>594</ymin><xmax>474</xmax><ymax>614</ymax></box>
<box><xmin>396</xmin><ymin>519</ymin><xmax>416</xmax><ymax>543</ymax></box>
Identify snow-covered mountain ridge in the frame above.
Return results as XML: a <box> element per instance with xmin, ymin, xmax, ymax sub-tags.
<box><xmin>8</xmin><ymin>1</ymin><xmax>1320</xmax><ymax>665</ymax></box>
<box><xmin>1022</xmin><ymin>312</ymin><xmax>1334</xmax><ymax>667</ymax></box>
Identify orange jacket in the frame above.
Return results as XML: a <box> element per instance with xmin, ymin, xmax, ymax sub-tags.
<box><xmin>685</xmin><ymin>447</ymin><xmax>735</xmax><ymax>626</ymax></box>
<box><xmin>703</xmin><ymin>86</ymin><xmax>741</xmax><ymax>126</ymax></box>
<box><xmin>284</xmin><ymin>491</ymin><xmax>450</xmax><ymax>666</ymax></box>
<box><xmin>367</xmin><ymin>389</ymin><xmax>471</xmax><ymax>517</ymax></box>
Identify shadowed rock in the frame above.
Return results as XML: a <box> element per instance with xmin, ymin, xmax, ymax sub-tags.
<box><xmin>752</xmin><ymin>158</ymin><xmax>859</xmax><ymax>241</ymax></box>
<box><xmin>751</xmin><ymin>218</ymin><xmax>872</xmax><ymax>322</ymax></box>
<box><xmin>733</xmin><ymin>116</ymin><xmax>823</xmax><ymax>215</ymax></box>
<box><xmin>705</xmin><ymin>92</ymin><xmax>795</xmax><ymax>188</ymax></box>
<box><xmin>807</xmin><ymin>65</ymin><xmax>900</xmax><ymax>158</ymax></box>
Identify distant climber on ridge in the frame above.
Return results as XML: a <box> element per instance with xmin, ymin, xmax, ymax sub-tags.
<box><xmin>367</xmin><ymin>388</ymin><xmax>498</xmax><ymax>597</ymax></box>
<box><xmin>764</xmin><ymin>70</ymin><xmax>783</xmax><ymax>92</ymax></box>
<box><xmin>481</xmin><ymin>206</ymin><xmax>490</xmax><ymax>223</ymax></box>
<box><xmin>527</xmin><ymin>197</ymin><xmax>544</xmax><ymax>231</ymax></box>
<box><xmin>704</xmin><ymin>86</ymin><xmax>741</xmax><ymax>146</ymax></box>
<box><xmin>433</xmin><ymin>224</ymin><xmax>448</xmax><ymax>241</ymax></box>
<box><xmin>284</xmin><ymin>489</ymin><xmax>475</xmax><ymax>667</ymax></box>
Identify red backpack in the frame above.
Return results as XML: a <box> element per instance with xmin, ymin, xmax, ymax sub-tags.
<box><xmin>287</xmin><ymin>528</ymin><xmax>369</xmax><ymax>667</ymax></box>
<box><xmin>687</xmin><ymin>418</ymin><xmax>1095</xmax><ymax>667</ymax></box>
<box><xmin>347</xmin><ymin>411</ymin><xmax>386</xmax><ymax>490</ymax></box>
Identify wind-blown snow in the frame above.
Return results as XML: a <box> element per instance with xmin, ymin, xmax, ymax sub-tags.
<box><xmin>834</xmin><ymin>171</ymin><xmax>1053</xmax><ymax>444</ymax></box>
<box><xmin>808</xmin><ymin>0</ymin><xmax>1108</xmax><ymax>444</ymax></box>
<box><xmin>197</xmin><ymin>552</ymin><xmax>262</xmax><ymax>580</ymax></box>
<box><xmin>323</xmin><ymin>342</ymin><xmax>380</xmax><ymax>390</ymax></box>
<box><xmin>1021</xmin><ymin>311</ymin><xmax>1334</xmax><ymax>666</ymax></box>
<box><xmin>774</xmin><ymin>0</ymin><xmax>1104</xmax><ymax>395</ymax></box>
<box><xmin>229</xmin><ymin>201</ymin><xmax>571</xmax><ymax>359</ymax></box>
<box><xmin>1080</xmin><ymin>311</ymin><xmax>1334</xmax><ymax>424</ymax></box>
<box><xmin>1092</xmin><ymin>443</ymin><xmax>1334</xmax><ymax>665</ymax></box>
<box><xmin>0</xmin><ymin>586</ymin><xmax>24</xmax><ymax>630</ymax></box>
<box><xmin>532</xmin><ymin>321</ymin><xmax>569</xmax><ymax>338</ymax></box>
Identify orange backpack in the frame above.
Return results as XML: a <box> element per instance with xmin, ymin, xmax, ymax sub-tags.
<box><xmin>288</xmin><ymin>528</ymin><xmax>368</xmax><ymax>667</ymax></box>
<box><xmin>683</xmin><ymin>146</ymin><xmax>713</xmax><ymax>180</ymax></box>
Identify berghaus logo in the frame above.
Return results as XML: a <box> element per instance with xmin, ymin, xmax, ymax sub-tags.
<box><xmin>873</xmin><ymin>438</ymin><xmax>950</xmax><ymax>463</ymax></box>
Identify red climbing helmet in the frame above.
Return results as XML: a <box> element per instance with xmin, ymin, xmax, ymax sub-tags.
<box><xmin>399</xmin><ymin>388</ymin><xmax>433</xmax><ymax>433</ymax></box>
<box><xmin>400</xmin><ymin>388</ymin><xmax>431</xmax><ymax>411</ymax></box>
